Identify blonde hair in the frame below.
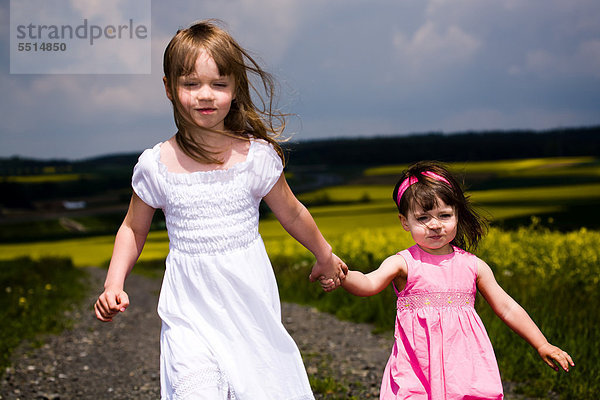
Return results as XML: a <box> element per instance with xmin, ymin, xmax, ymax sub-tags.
<box><xmin>163</xmin><ymin>20</ymin><xmax>286</xmax><ymax>164</ymax></box>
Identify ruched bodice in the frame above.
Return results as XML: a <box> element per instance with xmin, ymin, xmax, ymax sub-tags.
<box><xmin>161</xmin><ymin>167</ymin><xmax>260</xmax><ymax>256</ymax></box>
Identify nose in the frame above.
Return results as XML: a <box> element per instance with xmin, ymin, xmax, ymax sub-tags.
<box><xmin>196</xmin><ymin>84</ymin><xmax>214</xmax><ymax>101</ymax></box>
<box><xmin>427</xmin><ymin>217</ymin><xmax>442</xmax><ymax>229</ymax></box>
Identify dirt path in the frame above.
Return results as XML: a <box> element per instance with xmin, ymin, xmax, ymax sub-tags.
<box><xmin>1</xmin><ymin>268</ymin><xmax>533</xmax><ymax>399</ymax></box>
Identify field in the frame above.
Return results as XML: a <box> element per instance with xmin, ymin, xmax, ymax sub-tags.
<box><xmin>0</xmin><ymin>257</ymin><xmax>88</xmax><ymax>371</ymax></box>
<box><xmin>1</xmin><ymin>155</ymin><xmax>599</xmax><ymax>398</ymax></box>
<box><xmin>267</xmin><ymin>225</ymin><xmax>598</xmax><ymax>399</ymax></box>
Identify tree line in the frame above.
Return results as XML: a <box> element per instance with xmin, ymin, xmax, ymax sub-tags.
<box><xmin>1</xmin><ymin>126</ymin><xmax>599</xmax><ymax>175</ymax></box>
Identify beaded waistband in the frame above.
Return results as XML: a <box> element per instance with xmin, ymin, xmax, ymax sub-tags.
<box><xmin>397</xmin><ymin>291</ymin><xmax>475</xmax><ymax>310</ymax></box>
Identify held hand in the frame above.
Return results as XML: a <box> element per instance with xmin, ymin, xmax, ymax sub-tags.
<box><xmin>537</xmin><ymin>342</ymin><xmax>574</xmax><ymax>372</ymax></box>
<box><xmin>318</xmin><ymin>276</ymin><xmax>337</xmax><ymax>292</ymax></box>
<box><xmin>309</xmin><ymin>253</ymin><xmax>348</xmax><ymax>292</ymax></box>
<box><xmin>94</xmin><ymin>288</ymin><xmax>130</xmax><ymax>322</ymax></box>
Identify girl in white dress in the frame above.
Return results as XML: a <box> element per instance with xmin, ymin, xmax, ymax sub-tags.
<box><xmin>94</xmin><ymin>20</ymin><xmax>347</xmax><ymax>400</ymax></box>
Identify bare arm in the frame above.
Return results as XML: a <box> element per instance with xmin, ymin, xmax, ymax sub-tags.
<box><xmin>477</xmin><ymin>259</ymin><xmax>574</xmax><ymax>372</ymax></box>
<box><xmin>94</xmin><ymin>192</ymin><xmax>155</xmax><ymax>321</ymax></box>
<box><xmin>341</xmin><ymin>255</ymin><xmax>407</xmax><ymax>297</ymax></box>
<box><xmin>264</xmin><ymin>173</ymin><xmax>347</xmax><ymax>288</ymax></box>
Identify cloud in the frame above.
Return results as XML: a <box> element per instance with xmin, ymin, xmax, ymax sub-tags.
<box><xmin>438</xmin><ymin>106</ymin><xmax>597</xmax><ymax>133</ymax></box>
<box><xmin>152</xmin><ymin>0</ymin><xmax>303</xmax><ymax>65</ymax></box>
<box><xmin>1</xmin><ymin>0</ymin><xmax>600</xmax><ymax>158</ymax></box>
<box><xmin>511</xmin><ymin>39</ymin><xmax>600</xmax><ymax>79</ymax></box>
<box><xmin>392</xmin><ymin>21</ymin><xmax>481</xmax><ymax>75</ymax></box>
<box><xmin>577</xmin><ymin>40</ymin><xmax>600</xmax><ymax>77</ymax></box>
<box><xmin>68</xmin><ymin>0</ymin><xmax>128</xmax><ymax>21</ymax></box>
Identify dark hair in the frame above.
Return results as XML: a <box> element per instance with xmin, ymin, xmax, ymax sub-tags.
<box><xmin>163</xmin><ymin>19</ymin><xmax>285</xmax><ymax>164</ymax></box>
<box><xmin>392</xmin><ymin>161</ymin><xmax>487</xmax><ymax>251</ymax></box>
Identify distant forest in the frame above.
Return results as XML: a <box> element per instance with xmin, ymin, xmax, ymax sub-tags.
<box><xmin>1</xmin><ymin>126</ymin><xmax>599</xmax><ymax>175</ymax></box>
<box><xmin>283</xmin><ymin>126</ymin><xmax>600</xmax><ymax>167</ymax></box>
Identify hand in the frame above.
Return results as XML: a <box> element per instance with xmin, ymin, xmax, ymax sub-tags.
<box><xmin>94</xmin><ymin>287</ymin><xmax>130</xmax><ymax>322</ymax></box>
<box><xmin>318</xmin><ymin>276</ymin><xmax>337</xmax><ymax>292</ymax></box>
<box><xmin>537</xmin><ymin>342</ymin><xmax>574</xmax><ymax>372</ymax></box>
<box><xmin>309</xmin><ymin>253</ymin><xmax>348</xmax><ymax>291</ymax></box>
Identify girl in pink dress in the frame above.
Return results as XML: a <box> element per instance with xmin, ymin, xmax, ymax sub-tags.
<box><xmin>330</xmin><ymin>161</ymin><xmax>574</xmax><ymax>399</ymax></box>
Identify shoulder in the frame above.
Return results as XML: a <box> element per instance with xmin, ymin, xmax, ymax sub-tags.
<box><xmin>382</xmin><ymin>254</ymin><xmax>408</xmax><ymax>278</ymax></box>
<box><xmin>398</xmin><ymin>245</ymin><xmax>419</xmax><ymax>261</ymax></box>
<box><xmin>451</xmin><ymin>245</ymin><xmax>480</xmax><ymax>271</ymax></box>
<box><xmin>475</xmin><ymin>257</ymin><xmax>495</xmax><ymax>283</ymax></box>
<box><xmin>249</xmin><ymin>138</ymin><xmax>283</xmax><ymax>173</ymax></box>
<box><xmin>136</xmin><ymin>142</ymin><xmax>162</xmax><ymax>169</ymax></box>
<box><xmin>384</xmin><ymin>253</ymin><xmax>408</xmax><ymax>265</ymax></box>
<box><xmin>452</xmin><ymin>245</ymin><xmax>477</xmax><ymax>259</ymax></box>
<box><xmin>131</xmin><ymin>143</ymin><xmax>163</xmax><ymax>185</ymax></box>
<box><xmin>475</xmin><ymin>258</ymin><xmax>508</xmax><ymax>304</ymax></box>
<box><xmin>251</xmin><ymin>138</ymin><xmax>281</xmax><ymax>159</ymax></box>
<box><xmin>131</xmin><ymin>143</ymin><xmax>165</xmax><ymax>209</ymax></box>
<box><xmin>246</xmin><ymin>138</ymin><xmax>284</xmax><ymax>197</ymax></box>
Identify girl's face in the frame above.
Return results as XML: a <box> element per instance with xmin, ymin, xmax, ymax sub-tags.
<box><xmin>400</xmin><ymin>196</ymin><xmax>457</xmax><ymax>255</ymax></box>
<box><xmin>169</xmin><ymin>49</ymin><xmax>236</xmax><ymax>132</ymax></box>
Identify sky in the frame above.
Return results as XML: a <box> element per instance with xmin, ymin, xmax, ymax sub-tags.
<box><xmin>1</xmin><ymin>0</ymin><xmax>599</xmax><ymax>160</ymax></box>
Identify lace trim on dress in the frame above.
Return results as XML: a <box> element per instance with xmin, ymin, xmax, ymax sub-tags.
<box><xmin>398</xmin><ymin>291</ymin><xmax>475</xmax><ymax>310</ymax></box>
<box><xmin>171</xmin><ymin>368</ymin><xmax>315</xmax><ymax>400</ymax></box>
<box><xmin>172</xmin><ymin>367</ymin><xmax>237</xmax><ymax>400</ymax></box>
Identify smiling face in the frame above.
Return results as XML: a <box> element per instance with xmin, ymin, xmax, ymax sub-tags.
<box><xmin>167</xmin><ymin>49</ymin><xmax>236</xmax><ymax>133</ymax></box>
<box><xmin>400</xmin><ymin>196</ymin><xmax>458</xmax><ymax>255</ymax></box>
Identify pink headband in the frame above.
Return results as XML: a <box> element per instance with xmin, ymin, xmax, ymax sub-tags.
<box><xmin>396</xmin><ymin>171</ymin><xmax>452</xmax><ymax>205</ymax></box>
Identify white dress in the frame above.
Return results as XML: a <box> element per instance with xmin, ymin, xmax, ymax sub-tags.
<box><xmin>132</xmin><ymin>139</ymin><xmax>314</xmax><ymax>400</ymax></box>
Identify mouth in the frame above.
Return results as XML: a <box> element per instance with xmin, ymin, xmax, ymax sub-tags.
<box><xmin>196</xmin><ymin>107</ymin><xmax>216</xmax><ymax>114</ymax></box>
<box><xmin>428</xmin><ymin>235</ymin><xmax>443</xmax><ymax>240</ymax></box>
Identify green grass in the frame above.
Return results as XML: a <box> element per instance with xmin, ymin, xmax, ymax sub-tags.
<box><xmin>0</xmin><ymin>230</ymin><xmax>170</xmax><ymax>267</ymax></box>
<box><xmin>1</xmin><ymin>156</ymin><xmax>598</xmax><ymax>397</ymax></box>
<box><xmin>298</xmin><ymin>185</ymin><xmax>392</xmax><ymax>203</ymax></box>
<box><xmin>296</xmin><ymin>182</ymin><xmax>600</xmax><ymax>210</ymax></box>
<box><xmin>0</xmin><ymin>257</ymin><xmax>89</xmax><ymax>373</ymax></box>
<box><xmin>475</xmin><ymin>226</ymin><xmax>597</xmax><ymax>399</ymax></box>
<box><xmin>143</xmin><ymin>221</ymin><xmax>592</xmax><ymax>399</ymax></box>
<box><xmin>2</xmin><ymin>155</ymin><xmax>599</xmax><ymax>263</ymax></box>
<box><xmin>0</xmin><ymin>173</ymin><xmax>93</xmax><ymax>183</ymax></box>
<box><xmin>363</xmin><ymin>156</ymin><xmax>600</xmax><ymax>177</ymax></box>
<box><xmin>471</xmin><ymin>183</ymin><xmax>600</xmax><ymax>203</ymax></box>
<box><xmin>303</xmin><ymin>352</ymin><xmax>361</xmax><ymax>399</ymax></box>
<box><xmin>2</xmin><ymin>178</ymin><xmax>599</xmax><ymax>265</ymax></box>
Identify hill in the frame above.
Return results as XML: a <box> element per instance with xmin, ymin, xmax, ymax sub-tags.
<box><xmin>283</xmin><ymin>126</ymin><xmax>600</xmax><ymax>166</ymax></box>
<box><xmin>1</xmin><ymin>126</ymin><xmax>599</xmax><ymax>175</ymax></box>
<box><xmin>1</xmin><ymin>126</ymin><xmax>599</xmax><ymax>236</ymax></box>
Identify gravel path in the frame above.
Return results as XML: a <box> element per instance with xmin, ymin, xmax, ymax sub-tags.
<box><xmin>1</xmin><ymin>267</ymin><xmax>534</xmax><ymax>399</ymax></box>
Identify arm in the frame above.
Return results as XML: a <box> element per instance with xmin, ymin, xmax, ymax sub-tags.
<box><xmin>263</xmin><ymin>173</ymin><xmax>347</xmax><ymax>288</ymax></box>
<box><xmin>476</xmin><ymin>259</ymin><xmax>574</xmax><ymax>371</ymax></box>
<box><xmin>94</xmin><ymin>192</ymin><xmax>156</xmax><ymax>322</ymax></box>
<box><xmin>341</xmin><ymin>254</ymin><xmax>407</xmax><ymax>297</ymax></box>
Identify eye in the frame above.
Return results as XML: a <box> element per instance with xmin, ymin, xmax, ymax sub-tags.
<box><xmin>213</xmin><ymin>81</ymin><xmax>230</xmax><ymax>89</ymax></box>
<box><xmin>439</xmin><ymin>213</ymin><xmax>453</xmax><ymax>220</ymax></box>
<box><xmin>416</xmin><ymin>215</ymin><xmax>430</xmax><ymax>223</ymax></box>
<box><xmin>181</xmin><ymin>81</ymin><xmax>198</xmax><ymax>88</ymax></box>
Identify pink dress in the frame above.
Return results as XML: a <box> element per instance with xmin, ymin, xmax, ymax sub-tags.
<box><xmin>380</xmin><ymin>245</ymin><xmax>503</xmax><ymax>399</ymax></box>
